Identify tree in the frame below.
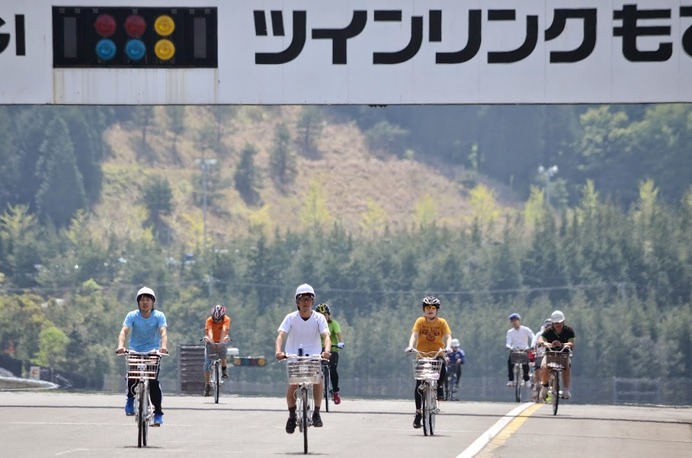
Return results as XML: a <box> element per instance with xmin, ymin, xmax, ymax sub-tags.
<box><xmin>296</xmin><ymin>106</ymin><xmax>323</xmax><ymax>157</ymax></box>
<box><xmin>34</xmin><ymin>325</ymin><xmax>69</xmax><ymax>368</ymax></box>
<box><xmin>299</xmin><ymin>180</ymin><xmax>331</xmax><ymax>230</ymax></box>
<box><xmin>142</xmin><ymin>176</ymin><xmax>174</xmax><ymax>242</ymax></box>
<box><xmin>166</xmin><ymin>106</ymin><xmax>185</xmax><ymax>161</ymax></box>
<box><xmin>269</xmin><ymin>123</ymin><xmax>296</xmax><ymax>188</ymax></box>
<box><xmin>365</xmin><ymin>121</ymin><xmax>409</xmax><ymax>156</ymax></box>
<box><xmin>234</xmin><ymin>144</ymin><xmax>261</xmax><ymax>205</ymax></box>
<box><xmin>35</xmin><ymin>117</ymin><xmax>87</xmax><ymax>227</ymax></box>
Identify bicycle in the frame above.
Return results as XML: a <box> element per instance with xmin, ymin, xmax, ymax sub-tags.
<box><xmin>284</xmin><ymin>354</ymin><xmax>323</xmax><ymax>454</ymax></box>
<box><xmin>118</xmin><ymin>350</ymin><xmax>165</xmax><ymax>448</ymax></box>
<box><xmin>544</xmin><ymin>349</ymin><xmax>571</xmax><ymax>415</ymax></box>
<box><xmin>321</xmin><ymin>359</ymin><xmax>330</xmax><ymax>412</ymax></box>
<box><xmin>408</xmin><ymin>348</ymin><xmax>445</xmax><ymax>436</ymax></box>
<box><xmin>202</xmin><ymin>338</ymin><xmax>228</xmax><ymax>404</ymax></box>
<box><xmin>444</xmin><ymin>363</ymin><xmax>460</xmax><ymax>401</ymax></box>
<box><xmin>509</xmin><ymin>348</ymin><xmax>530</xmax><ymax>402</ymax></box>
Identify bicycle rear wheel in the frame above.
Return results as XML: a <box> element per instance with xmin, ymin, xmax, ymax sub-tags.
<box><xmin>322</xmin><ymin>363</ymin><xmax>330</xmax><ymax>412</ymax></box>
<box><xmin>550</xmin><ymin>371</ymin><xmax>560</xmax><ymax>415</ymax></box>
<box><xmin>213</xmin><ymin>361</ymin><xmax>220</xmax><ymax>404</ymax></box>
<box><xmin>514</xmin><ymin>364</ymin><xmax>521</xmax><ymax>402</ymax></box>
<box><xmin>137</xmin><ymin>385</ymin><xmax>148</xmax><ymax>448</ymax></box>
<box><xmin>301</xmin><ymin>387</ymin><xmax>309</xmax><ymax>454</ymax></box>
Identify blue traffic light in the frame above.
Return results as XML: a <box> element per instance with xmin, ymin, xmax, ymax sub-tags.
<box><xmin>125</xmin><ymin>39</ymin><xmax>146</xmax><ymax>61</ymax></box>
<box><xmin>95</xmin><ymin>39</ymin><xmax>116</xmax><ymax>61</ymax></box>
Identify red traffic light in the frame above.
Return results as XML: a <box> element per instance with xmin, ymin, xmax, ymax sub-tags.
<box><xmin>94</xmin><ymin>14</ymin><xmax>116</xmax><ymax>37</ymax></box>
<box><xmin>124</xmin><ymin>14</ymin><xmax>146</xmax><ymax>38</ymax></box>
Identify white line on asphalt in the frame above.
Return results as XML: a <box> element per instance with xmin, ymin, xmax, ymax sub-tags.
<box><xmin>456</xmin><ymin>402</ymin><xmax>535</xmax><ymax>458</ymax></box>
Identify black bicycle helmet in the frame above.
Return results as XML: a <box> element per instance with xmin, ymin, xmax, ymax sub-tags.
<box><xmin>422</xmin><ymin>296</ymin><xmax>440</xmax><ymax>308</ymax></box>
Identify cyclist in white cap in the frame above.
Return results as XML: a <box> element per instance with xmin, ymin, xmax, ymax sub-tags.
<box><xmin>275</xmin><ymin>284</ymin><xmax>331</xmax><ymax>433</ymax></box>
<box><xmin>537</xmin><ymin>310</ymin><xmax>575</xmax><ymax>400</ymax></box>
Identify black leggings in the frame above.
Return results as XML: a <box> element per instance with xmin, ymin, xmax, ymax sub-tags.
<box><xmin>415</xmin><ymin>362</ymin><xmax>446</xmax><ymax>410</ymax></box>
<box><xmin>329</xmin><ymin>352</ymin><xmax>340</xmax><ymax>393</ymax></box>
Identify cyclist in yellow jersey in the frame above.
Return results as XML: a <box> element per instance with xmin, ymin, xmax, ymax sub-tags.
<box><xmin>405</xmin><ymin>296</ymin><xmax>452</xmax><ymax>429</ymax></box>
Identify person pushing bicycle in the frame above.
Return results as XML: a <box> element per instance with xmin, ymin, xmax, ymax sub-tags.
<box><xmin>203</xmin><ymin>304</ymin><xmax>231</xmax><ymax>397</ymax></box>
<box><xmin>405</xmin><ymin>296</ymin><xmax>452</xmax><ymax>429</ymax></box>
<box><xmin>116</xmin><ymin>286</ymin><xmax>168</xmax><ymax>426</ymax></box>
<box><xmin>275</xmin><ymin>284</ymin><xmax>331</xmax><ymax>433</ymax></box>
<box><xmin>315</xmin><ymin>303</ymin><xmax>345</xmax><ymax>405</ymax></box>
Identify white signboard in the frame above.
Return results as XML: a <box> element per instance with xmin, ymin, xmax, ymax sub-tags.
<box><xmin>0</xmin><ymin>0</ymin><xmax>690</xmax><ymax>104</ymax></box>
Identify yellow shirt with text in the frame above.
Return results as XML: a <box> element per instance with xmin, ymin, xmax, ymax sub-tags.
<box><xmin>412</xmin><ymin>316</ymin><xmax>451</xmax><ymax>353</ymax></box>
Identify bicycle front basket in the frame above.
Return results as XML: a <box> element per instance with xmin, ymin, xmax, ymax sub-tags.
<box><xmin>545</xmin><ymin>351</ymin><xmax>569</xmax><ymax>368</ymax></box>
<box><xmin>286</xmin><ymin>359</ymin><xmax>322</xmax><ymax>384</ymax></box>
<box><xmin>510</xmin><ymin>351</ymin><xmax>530</xmax><ymax>365</ymax></box>
<box><xmin>412</xmin><ymin>358</ymin><xmax>443</xmax><ymax>380</ymax></box>
<box><xmin>127</xmin><ymin>354</ymin><xmax>161</xmax><ymax>380</ymax></box>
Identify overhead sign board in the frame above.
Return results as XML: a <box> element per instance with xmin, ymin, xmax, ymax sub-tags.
<box><xmin>0</xmin><ymin>0</ymin><xmax>690</xmax><ymax>104</ymax></box>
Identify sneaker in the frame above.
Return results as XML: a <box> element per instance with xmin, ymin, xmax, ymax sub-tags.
<box><xmin>125</xmin><ymin>398</ymin><xmax>135</xmax><ymax>416</ymax></box>
<box><xmin>222</xmin><ymin>367</ymin><xmax>229</xmax><ymax>379</ymax></box>
<box><xmin>153</xmin><ymin>413</ymin><xmax>163</xmax><ymax>426</ymax></box>
<box><xmin>413</xmin><ymin>413</ymin><xmax>422</xmax><ymax>429</ymax></box>
<box><xmin>285</xmin><ymin>415</ymin><xmax>297</xmax><ymax>434</ymax></box>
<box><xmin>312</xmin><ymin>411</ymin><xmax>323</xmax><ymax>427</ymax></box>
<box><xmin>203</xmin><ymin>384</ymin><xmax>211</xmax><ymax>397</ymax></box>
<box><xmin>562</xmin><ymin>389</ymin><xmax>571</xmax><ymax>400</ymax></box>
<box><xmin>506</xmin><ymin>381</ymin><xmax>515</xmax><ymax>387</ymax></box>
<box><xmin>333</xmin><ymin>392</ymin><xmax>341</xmax><ymax>405</ymax></box>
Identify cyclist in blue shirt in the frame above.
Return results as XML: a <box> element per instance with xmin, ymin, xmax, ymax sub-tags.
<box><xmin>116</xmin><ymin>286</ymin><xmax>169</xmax><ymax>426</ymax></box>
<box><xmin>445</xmin><ymin>339</ymin><xmax>465</xmax><ymax>398</ymax></box>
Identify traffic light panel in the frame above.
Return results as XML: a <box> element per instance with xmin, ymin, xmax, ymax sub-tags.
<box><xmin>52</xmin><ymin>7</ymin><xmax>217</xmax><ymax>68</ymax></box>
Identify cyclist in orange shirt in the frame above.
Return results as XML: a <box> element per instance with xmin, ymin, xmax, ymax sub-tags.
<box><xmin>203</xmin><ymin>304</ymin><xmax>231</xmax><ymax>396</ymax></box>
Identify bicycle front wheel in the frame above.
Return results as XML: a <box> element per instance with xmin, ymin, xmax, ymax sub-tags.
<box><xmin>422</xmin><ymin>384</ymin><xmax>436</xmax><ymax>436</ymax></box>
<box><xmin>514</xmin><ymin>364</ymin><xmax>521</xmax><ymax>402</ymax></box>
<box><xmin>137</xmin><ymin>386</ymin><xmax>148</xmax><ymax>447</ymax></box>
<box><xmin>214</xmin><ymin>361</ymin><xmax>220</xmax><ymax>404</ymax></box>
<box><xmin>551</xmin><ymin>371</ymin><xmax>560</xmax><ymax>416</ymax></box>
<box><xmin>301</xmin><ymin>387</ymin><xmax>309</xmax><ymax>454</ymax></box>
<box><xmin>322</xmin><ymin>363</ymin><xmax>330</xmax><ymax>412</ymax></box>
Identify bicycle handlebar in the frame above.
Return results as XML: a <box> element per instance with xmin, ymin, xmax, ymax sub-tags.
<box><xmin>279</xmin><ymin>354</ymin><xmax>329</xmax><ymax>361</ymax></box>
<box><xmin>116</xmin><ymin>349</ymin><xmax>169</xmax><ymax>356</ymax></box>
<box><xmin>405</xmin><ymin>348</ymin><xmax>447</xmax><ymax>358</ymax></box>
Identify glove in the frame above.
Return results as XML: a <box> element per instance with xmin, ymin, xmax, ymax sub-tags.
<box><xmin>337</xmin><ymin>342</ymin><xmax>345</xmax><ymax>349</ymax></box>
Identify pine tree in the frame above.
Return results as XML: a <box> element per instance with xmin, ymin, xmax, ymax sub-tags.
<box><xmin>35</xmin><ymin>118</ymin><xmax>87</xmax><ymax>227</ymax></box>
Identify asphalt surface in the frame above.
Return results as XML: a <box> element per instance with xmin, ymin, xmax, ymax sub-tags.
<box><xmin>0</xmin><ymin>392</ymin><xmax>689</xmax><ymax>457</ymax></box>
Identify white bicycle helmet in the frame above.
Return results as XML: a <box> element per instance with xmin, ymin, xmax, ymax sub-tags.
<box><xmin>550</xmin><ymin>310</ymin><xmax>565</xmax><ymax>323</ymax></box>
<box><xmin>451</xmin><ymin>338</ymin><xmax>460</xmax><ymax>347</ymax></box>
<box><xmin>136</xmin><ymin>286</ymin><xmax>156</xmax><ymax>303</ymax></box>
<box><xmin>295</xmin><ymin>283</ymin><xmax>315</xmax><ymax>299</ymax></box>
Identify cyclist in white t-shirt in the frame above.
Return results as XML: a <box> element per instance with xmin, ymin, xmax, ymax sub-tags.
<box><xmin>275</xmin><ymin>283</ymin><xmax>331</xmax><ymax>434</ymax></box>
<box><xmin>505</xmin><ymin>312</ymin><xmax>534</xmax><ymax>387</ymax></box>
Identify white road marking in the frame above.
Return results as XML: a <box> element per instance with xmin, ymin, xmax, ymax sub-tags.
<box><xmin>456</xmin><ymin>402</ymin><xmax>535</xmax><ymax>458</ymax></box>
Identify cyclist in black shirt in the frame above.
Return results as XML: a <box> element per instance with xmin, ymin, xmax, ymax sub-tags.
<box><xmin>536</xmin><ymin>310</ymin><xmax>575</xmax><ymax>400</ymax></box>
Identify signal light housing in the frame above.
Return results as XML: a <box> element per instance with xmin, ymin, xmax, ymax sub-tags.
<box><xmin>52</xmin><ymin>6</ymin><xmax>217</xmax><ymax>68</ymax></box>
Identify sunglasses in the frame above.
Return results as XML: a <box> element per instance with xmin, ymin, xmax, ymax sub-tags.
<box><xmin>424</xmin><ymin>305</ymin><xmax>437</xmax><ymax>310</ymax></box>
